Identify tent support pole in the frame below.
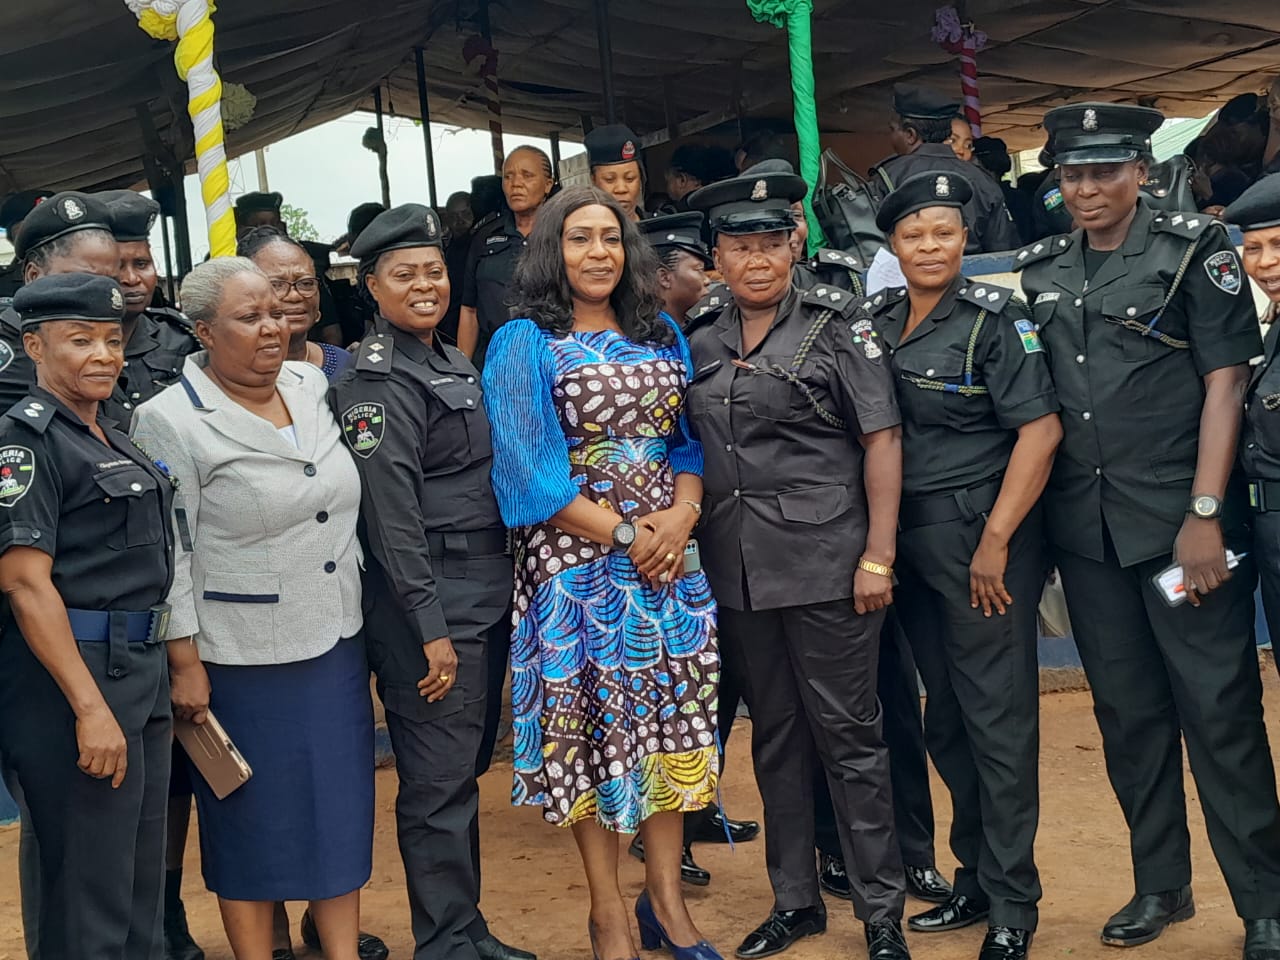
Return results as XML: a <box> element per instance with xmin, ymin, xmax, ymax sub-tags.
<box><xmin>593</xmin><ymin>0</ymin><xmax>618</xmax><ymax>123</ymax></box>
<box><xmin>373</xmin><ymin>84</ymin><xmax>391</xmax><ymax>208</ymax></box>
<box><xmin>414</xmin><ymin>47</ymin><xmax>439</xmax><ymax>208</ymax></box>
<box><xmin>549</xmin><ymin>132</ymin><xmax>562</xmax><ymax>178</ymax></box>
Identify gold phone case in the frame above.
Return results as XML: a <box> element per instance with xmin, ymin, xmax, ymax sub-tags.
<box><xmin>175</xmin><ymin>711</ymin><xmax>253</xmax><ymax>800</ymax></box>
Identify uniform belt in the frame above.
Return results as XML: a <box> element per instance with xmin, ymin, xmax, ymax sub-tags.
<box><xmin>425</xmin><ymin>528</ymin><xmax>508</xmax><ymax>556</ymax></box>
<box><xmin>66</xmin><ymin>604</ymin><xmax>172</xmax><ymax>645</ymax></box>
<box><xmin>899</xmin><ymin>478</ymin><xmax>1002</xmax><ymax>530</ymax></box>
<box><xmin>1248</xmin><ymin>479</ymin><xmax>1280</xmax><ymax>513</ymax></box>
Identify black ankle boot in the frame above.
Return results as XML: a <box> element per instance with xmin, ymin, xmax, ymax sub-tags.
<box><xmin>164</xmin><ymin>868</ymin><xmax>205</xmax><ymax>960</ymax></box>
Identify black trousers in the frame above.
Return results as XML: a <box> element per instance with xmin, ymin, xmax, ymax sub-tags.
<box><xmin>381</xmin><ymin>550</ymin><xmax>511</xmax><ymax>960</ymax></box>
<box><xmin>814</xmin><ymin>608</ymin><xmax>936</xmax><ymax>869</ymax></box>
<box><xmin>0</xmin><ymin>635</ymin><xmax>171</xmax><ymax>960</ymax></box>
<box><xmin>1056</xmin><ymin>531</ymin><xmax>1280</xmax><ymax>919</ymax></box>
<box><xmin>2</xmin><ymin>753</ymin><xmax>41</xmax><ymax>960</ymax></box>
<box><xmin>721</xmin><ymin>599</ymin><xmax>905</xmax><ymax>923</ymax></box>
<box><xmin>895</xmin><ymin>510</ymin><xmax>1044</xmax><ymax>931</ymax></box>
<box><xmin>1255</xmin><ymin>510</ymin><xmax>1280</xmax><ymax>680</ymax></box>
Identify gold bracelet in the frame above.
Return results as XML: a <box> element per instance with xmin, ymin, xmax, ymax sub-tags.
<box><xmin>679</xmin><ymin>498</ymin><xmax>702</xmax><ymax>518</ymax></box>
<box><xmin>858</xmin><ymin>558</ymin><xmax>894</xmax><ymax>578</ymax></box>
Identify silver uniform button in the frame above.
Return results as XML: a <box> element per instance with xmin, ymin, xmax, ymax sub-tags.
<box><xmin>733</xmin><ymin>489</ymin><xmax>740</xmax><ymax>498</ymax></box>
<box><xmin>725</xmin><ymin>444</ymin><xmax>732</xmax><ymax>452</ymax></box>
<box><xmin>467</xmin><ymin>376</ymin><xmax>476</xmax><ymax>384</ymax></box>
<box><xmin>1095</xmin><ymin>467</ymin><xmax>1102</xmax><ymax>476</ymax></box>
<box><xmin>1076</xmin><ymin>354</ymin><xmax>1085</xmax><ymax>364</ymax></box>
<box><xmin>1126</xmin><ymin>307</ymin><xmax>1137</xmax><ymax>317</ymax></box>
<box><xmin>1082</xmin><ymin>412</ymin><xmax>1092</xmax><ymax>421</ymax></box>
<box><xmin>926</xmin><ymin>368</ymin><xmax>935</xmax><ymax>376</ymax></box>
<box><xmin>465</xmin><ymin>398</ymin><xmax>474</xmax><ymax>406</ymax></box>
<box><xmin>130</xmin><ymin>482</ymin><xmax>143</xmax><ymax>492</ymax></box>
<box><xmin>1074</xmin><ymin>298</ymin><xmax>1083</xmax><ymax>307</ymax></box>
<box><xmin>722</xmin><ymin>397</ymin><xmax>730</xmax><ymax>405</ymax></box>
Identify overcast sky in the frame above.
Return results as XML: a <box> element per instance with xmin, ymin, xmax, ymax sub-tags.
<box><xmin>155</xmin><ymin>112</ymin><xmax>580</xmax><ymax>263</ymax></box>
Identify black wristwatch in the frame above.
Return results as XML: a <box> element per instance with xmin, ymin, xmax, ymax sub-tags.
<box><xmin>1188</xmin><ymin>494</ymin><xmax>1223</xmax><ymax>519</ymax></box>
<box><xmin>611</xmin><ymin>521</ymin><xmax>637</xmax><ymax>549</ymax></box>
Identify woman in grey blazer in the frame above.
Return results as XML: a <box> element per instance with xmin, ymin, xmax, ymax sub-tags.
<box><xmin>132</xmin><ymin>257</ymin><xmax>372</xmax><ymax>960</ymax></box>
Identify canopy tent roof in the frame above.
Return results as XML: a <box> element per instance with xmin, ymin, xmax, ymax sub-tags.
<box><xmin>1</xmin><ymin>0</ymin><xmax>1278</xmax><ymax>196</ymax></box>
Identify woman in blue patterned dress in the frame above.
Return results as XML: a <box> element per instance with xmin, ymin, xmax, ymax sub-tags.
<box><xmin>483</xmin><ymin>187</ymin><xmax>722</xmax><ymax>960</ymax></box>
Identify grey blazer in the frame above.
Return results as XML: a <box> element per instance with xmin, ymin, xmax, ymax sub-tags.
<box><xmin>132</xmin><ymin>355</ymin><xmax>363</xmax><ymax>665</ymax></box>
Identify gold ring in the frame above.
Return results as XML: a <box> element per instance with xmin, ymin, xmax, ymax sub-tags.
<box><xmin>439</xmin><ymin>674</ymin><xmax>451</xmax><ymax>682</ymax></box>
<box><xmin>665</xmin><ymin>552</ymin><xmax>677</xmax><ymax>562</ymax></box>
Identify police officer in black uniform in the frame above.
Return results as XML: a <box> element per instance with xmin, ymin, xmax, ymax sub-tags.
<box><xmin>1016</xmin><ymin>104</ymin><xmax>1280</xmax><ymax>960</ymax></box>
<box><xmin>686</xmin><ymin>171</ymin><xmax>911</xmax><ymax>960</ymax></box>
<box><xmin>0</xmin><ymin>191</ymin><xmax>120</xmax><ymax>412</ymax></box>
<box><xmin>862</xmin><ymin>171</ymin><xmax>1062</xmax><ymax>960</ymax></box>
<box><xmin>0</xmin><ymin>273</ymin><xmax>175</xmax><ymax>959</ymax></box>
<box><xmin>1227</xmin><ymin>175</ymin><xmax>1280</xmax><ymax>676</ymax></box>
<box><xmin>0</xmin><ymin>190</ymin><xmax>52</xmax><ymax>301</ymax></box>
<box><xmin>99</xmin><ymin>190</ymin><xmax>200</xmax><ymax>424</ymax></box>
<box><xmin>330</xmin><ymin>204</ymin><xmax>534</xmax><ymax>960</ymax></box>
<box><xmin>871</xmin><ymin>85</ymin><xmax>1019</xmax><ymax>254</ymax></box>
<box><xmin>586</xmin><ymin>124</ymin><xmax>649</xmax><ymax>222</ymax></box>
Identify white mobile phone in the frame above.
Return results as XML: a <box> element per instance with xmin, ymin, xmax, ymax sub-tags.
<box><xmin>1151</xmin><ymin>550</ymin><xmax>1246</xmax><ymax>607</ymax></box>
<box><xmin>683</xmin><ymin>539</ymin><xmax>702</xmax><ymax>574</ymax></box>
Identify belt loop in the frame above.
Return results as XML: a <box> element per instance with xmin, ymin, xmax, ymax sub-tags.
<box><xmin>442</xmin><ymin>532</ymin><xmax>469</xmax><ymax>579</ymax></box>
<box><xmin>106</xmin><ymin>610</ymin><xmax>130</xmax><ymax>680</ymax></box>
<box><xmin>954</xmin><ymin>488</ymin><xmax>978</xmax><ymax>523</ymax></box>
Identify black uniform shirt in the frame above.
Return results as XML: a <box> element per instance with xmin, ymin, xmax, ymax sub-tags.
<box><xmin>793</xmin><ymin>248</ymin><xmax>865</xmax><ymax>295</ymax></box>
<box><xmin>1242</xmin><ymin>311</ymin><xmax>1280</xmax><ymax>480</ymax></box>
<box><xmin>104</xmin><ymin>308</ymin><xmax>200</xmax><ymax>424</ymax></box>
<box><xmin>0</xmin><ymin>387</ymin><xmax>174</xmax><ymax>611</ymax></box>
<box><xmin>687</xmin><ymin>285</ymin><xmax>901</xmax><ymax>612</ymax></box>
<box><xmin>870</xmin><ymin>277</ymin><xmax>1059</xmax><ymax>497</ymax></box>
<box><xmin>461</xmin><ymin>211</ymin><xmax>527</xmax><ymax>370</ymax></box>
<box><xmin>1016</xmin><ymin>200</ymin><xmax>1262</xmax><ymax>566</ymax></box>
<box><xmin>328</xmin><ymin>318</ymin><xmax>503</xmax><ymax>680</ymax></box>
<box><xmin>877</xmin><ymin>145</ymin><xmax>1021</xmax><ymax>254</ymax></box>
<box><xmin>0</xmin><ymin>307</ymin><xmax>32</xmax><ymax>413</ymax></box>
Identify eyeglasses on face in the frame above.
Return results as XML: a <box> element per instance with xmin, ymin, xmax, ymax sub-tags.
<box><xmin>269</xmin><ymin>277</ymin><xmax>320</xmax><ymax>297</ymax></box>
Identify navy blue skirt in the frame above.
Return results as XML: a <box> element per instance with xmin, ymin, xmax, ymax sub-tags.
<box><xmin>190</xmin><ymin>635</ymin><xmax>374</xmax><ymax>901</ymax></box>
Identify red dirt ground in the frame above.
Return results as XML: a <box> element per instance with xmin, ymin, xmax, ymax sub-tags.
<box><xmin>3</xmin><ymin>666</ymin><xmax>1278</xmax><ymax>960</ymax></box>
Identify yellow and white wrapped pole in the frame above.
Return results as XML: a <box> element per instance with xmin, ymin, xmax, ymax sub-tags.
<box><xmin>126</xmin><ymin>0</ymin><xmax>236</xmax><ymax>258</ymax></box>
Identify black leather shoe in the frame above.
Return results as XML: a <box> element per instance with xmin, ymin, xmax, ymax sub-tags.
<box><xmin>735</xmin><ymin>908</ymin><xmax>827</xmax><ymax>959</ymax></box>
<box><xmin>300</xmin><ymin>908</ymin><xmax>389</xmax><ymax>960</ymax></box>
<box><xmin>475</xmin><ymin>934</ymin><xmax>538</xmax><ymax>960</ymax></box>
<box><xmin>270</xmin><ymin>952</ymin><xmax>296</xmax><ymax>960</ymax></box>
<box><xmin>688</xmin><ymin>808</ymin><xmax>761</xmax><ymax>845</ymax></box>
<box><xmin>1099</xmin><ymin>887</ymin><xmax>1194</xmax><ymax>947</ymax></box>
<box><xmin>904</xmin><ymin>865</ymin><xmax>954</xmax><ymax>904</ymax></box>
<box><xmin>979</xmin><ymin>926</ymin><xmax>1033</xmax><ymax>960</ymax></box>
<box><xmin>628</xmin><ymin>835</ymin><xmax>712</xmax><ymax>886</ymax></box>
<box><xmin>865</xmin><ymin>921</ymin><xmax>911</xmax><ymax>960</ymax></box>
<box><xmin>908</xmin><ymin>894</ymin><xmax>990</xmax><ymax>933</ymax></box>
<box><xmin>818</xmin><ymin>853</ymin><xmax>851</xmax><ymax>898</ymax></box>
<box><xmin>1244</xmin><ymin>919</ymin><xmax>1280</xmax><ymax>960</ymax></box>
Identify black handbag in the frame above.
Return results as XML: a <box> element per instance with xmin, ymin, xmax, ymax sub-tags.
<box><xmin>811</xmin><ymin>148</ymin><xmax>890</xmax><ymax>266</ymax></box>
<box><xmin>1140</xmin><ymin>154</ymin><xmax>1199</xmax><ymax>213</ymax></box>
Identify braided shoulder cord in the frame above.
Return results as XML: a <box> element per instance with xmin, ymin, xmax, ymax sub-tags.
<box><xmin>1104</xmin><ymin>240</ymin><xmax>1197</xmax><ymax>351</ymax></box>
<box><xmin>902</xmin><ymin>308</ymin><xmax>992</xmax><ymax>397</ymax></box>
<box><xmin>761</xmin><ymin>307</ymin><xmax>850</xmax><ymax>430</ymax></box>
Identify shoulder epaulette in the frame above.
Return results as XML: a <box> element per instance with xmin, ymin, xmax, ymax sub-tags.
<box><xmin>1150</xmin><ymin>211</ymin><xmax>1217</xmax><ymax>240</ymax></box>
<box><xmin>148</xmin><ymin>306</ymin><xmax>196</xmax><ymax>337</ymax></box>
<box><xmin>855</xmin><ymin>287</ymin><xmax>906</xmax><ymax>315</ymax></box>
<box><xmin>3</xmin><ymin>395</ymin><xmax>55</xmax><ymax>434</ymax></box>
<box><xmin>355</xmin><ymin>333</ymin><xmax>394</xmax><ymax>376</ymax></box>
<box><xmin>811</xmin><ymin>248</ymin><xmax>864</xmax><ymax>274</ymax></box>
<box><xmin>956</xmin><ymin>280</ymin><xmax>1014</xmax><ymax>313</ymax></box>
<box><xmin>801</xmin><ymin>283</ymin><xmax>857</xmax><ymax>317</ymax></box>
<box><xmin>685</xmin><ymin>283</ymin><xmax>732</xmax><ymax>328</ymax></box>
<box><xmin>1012</xmin><ymin>235</ymin><xmax>1073</xmax><ymax>270</ymax></box>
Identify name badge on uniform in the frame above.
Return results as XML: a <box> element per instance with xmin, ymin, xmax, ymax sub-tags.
<box><xmin>1034</xmin><ymin>292</ymin><xmax>1060</xmax><ymax>305</ymax></box>
<box><xmin>1014</xmin><ymin>319</ymin><xmax>1044</xmax><ymax>355</ymax></box>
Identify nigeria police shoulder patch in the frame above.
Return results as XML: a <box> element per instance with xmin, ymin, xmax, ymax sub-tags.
<box><xmin>851</xmin><ymin>318</ymin><xmax>883</xmax><ymax>361</ymax></box>
<box><xmin>1014</xmin><ymin>319</ymin><xmax>1044</xmax><ymax>354</ymax></box>
<box><xmin>0</xmin><ymin>340</ymin><xmax>13</xmax><ymax>373</ymax></box>
<box><xmin>1204</xmin><ymin>250</ymin><xmax>1242</xmax><ymax>296</ymax></box>
<box><xmin>0</xmin><ymin>445</ymin><xmax>35</xmax><ymax>508</ymax></box>
<box><xmin>341</xmin><ymin>403</ymin><xmax>385</xmax><ymax>459</ymax></box>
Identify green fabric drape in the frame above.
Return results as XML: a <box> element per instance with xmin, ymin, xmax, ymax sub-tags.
<box><xmin>746</xmin><ymin>0</ymin><xmax>827</xmax><ymax>252</ymax></box>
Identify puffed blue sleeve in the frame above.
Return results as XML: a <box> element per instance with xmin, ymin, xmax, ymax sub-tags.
<box><xmin>664</xmin><ymin>314</ymin><xmax>704</xmax><ymax>477</ymax></box>
<box><xmin>482</xmin><ymin>319</ymin><xmax>580</xmax><ymax>527</ymax></box>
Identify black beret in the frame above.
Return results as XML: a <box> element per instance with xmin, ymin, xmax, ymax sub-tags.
<box><xmin>687</xmin><ymin>172</ymin><xmax>806</xmax><ymax>237</ymax></box>
<box><xmin>1223</xmin><ymin>173</ymin><xmax>1280</xmax><ymax>232</ymax></box>
<box><xmin>972</xmin><ymin>136</ymin><xmax>1012</xmax><ymax>175</ymax></box>
<box><xmin>99</xmin><ymin>189</ymin><xmax>161</xmax><ymax>243</ymax></box>
<box><xmin>14</xmin><ymin>273</ymin><xmax>127</xmax><ymax>329</ymax></box>
<box><xmin>349</xmin><ymin>203</ymin><xmax>444</xmax><ymax>265</ymax></box>
<box><xmin>14</xmin><ymin>191</ymin><xmax>113</xmax><ymax>260</ymax></box>
<box><xmin>876</xmin><ymin>170</ymin><xmax>974</xmax><ymax>233</ymax></box>
<box><xmin>638</xmin><ymin>212</ymin><xmax>713</xmax><ymax>268</ymax></box>
<box><xmin>235</xmin><ymin>191</ymin><xmax>283</xmax><ymax>215</ymax></box>
<box><xmin>893</xmin><ymin>83</ymin><xmax>961</xmax><ymax>121</ymax></box>
<box><xmin>742</xmin><ymin>158</ymin><xmax>796</xmax><ymax>176</ymax></box>
<box><xmin>584</xmin><ymin>124</ymin><xmax>642</xmax><ymax>168</ymax></box>
<box><xmin>1044</xmin><ymin>102</ymin><xmax>1163</xmax><ymax>166</ymax></box>
<box><xmin>1219</xmin><ymin>93</ymin><xmax>1260</xmax><ymax>126</ymax></box>
<box><xmin>0</xmin><ymin>190</ymin><xmax>53</xmax><ymax>236</ymax></box>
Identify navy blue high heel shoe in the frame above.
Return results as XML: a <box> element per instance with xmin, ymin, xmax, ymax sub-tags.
<box><xmin>635</xmin><ymin>890</ymin><xmax>723</xmax><ymax>960</ymax></box>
